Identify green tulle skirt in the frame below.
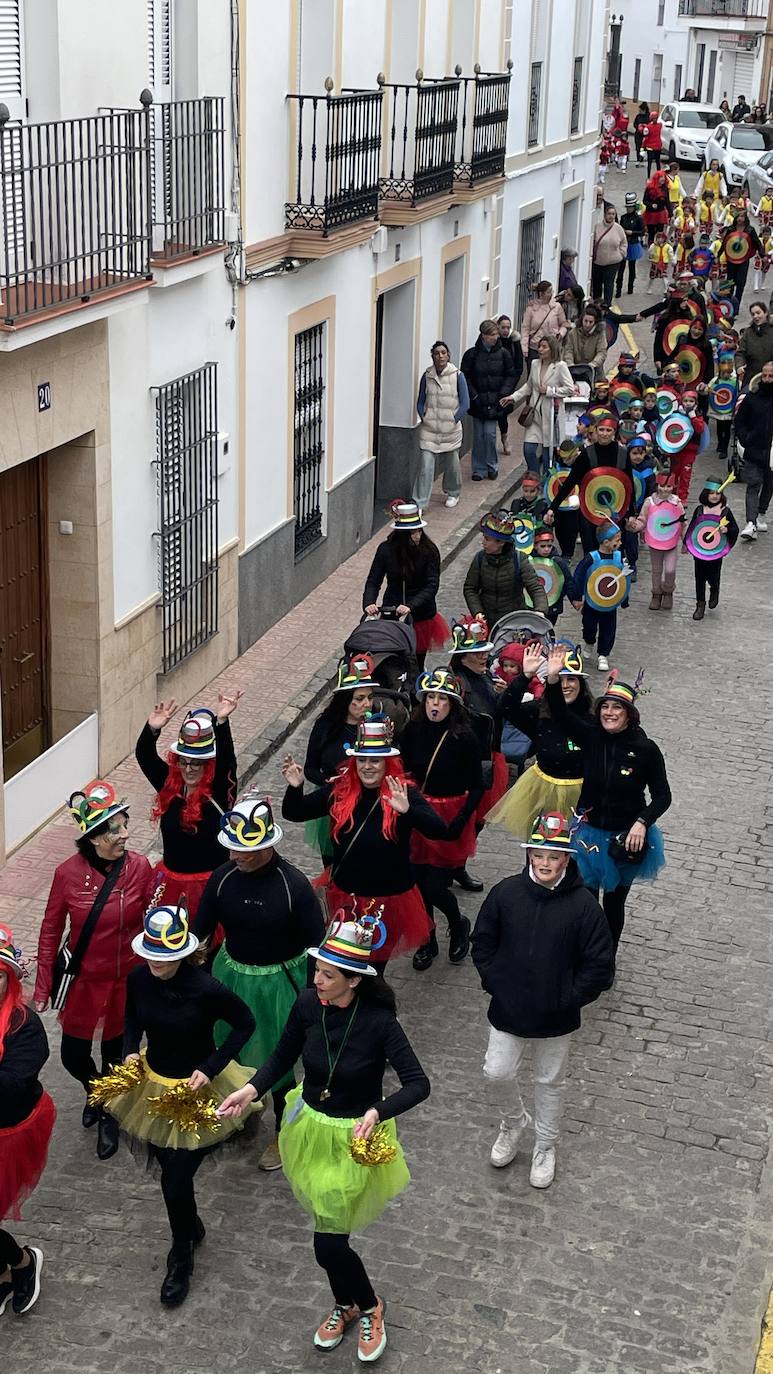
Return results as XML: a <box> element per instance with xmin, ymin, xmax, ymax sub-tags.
<box><xmin>213</xmin><ymin>946</ymin><xmax>306</xmax><ymax>1091</ymax></box>
<box><xmin>278</xmin><ymin>1084</ymin><xmax>410</xmax><ymax>1234</ymax></box>
<box><xmin>305</xmin><ymin>815</ymin><xmax>333</xmax><ymax>863</ymax></box>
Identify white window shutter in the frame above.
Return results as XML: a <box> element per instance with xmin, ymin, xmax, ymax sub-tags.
<box><xmin>148</xmin><ymin>0</ymin><xmax>173</xmax><ymax>103</ymax></box>
<box><xmin>0</xmin><ymin>0</ymin><xmax>25</xmax><ymax>119</ymax></box>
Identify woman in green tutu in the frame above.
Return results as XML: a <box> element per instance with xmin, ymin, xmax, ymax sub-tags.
<box><xmin>218</xmin><ymin>908</ymin><xmax>430</xmax><ymax>1366</ymax></box>
<box><xmin>487</xmin><ymin>641</ymin><xmax>593</xmax><ymax>839</ymax></box>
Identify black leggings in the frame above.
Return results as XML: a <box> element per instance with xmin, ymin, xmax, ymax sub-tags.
<box><xmin>150</xmin><ymin>1145</ymin><xmax>207</xmax><ymax>1251</ymax></box>
<box><xmin>615</xmin><ymin>258</ymin><xmax>637</xmax><ymax>295</ymax></box>
<box><xmin>272</xmin><ymin>1084</ymin><xmax>290</xmax><ymax>1129</ymax></box>
<box><xmin>694</xmin><ymin>559</ymin><xmax>722</xmax><ymax>602</ymax></box>
<box><xmin>313</xmin><ymin>1232</ymin><xmax>377</xmax><ymax>1312</ymax></box>
<box><xmin>60</xmin><ymin>1032</ymin><xmax>123</xmax><ymax>1094</ymax></box>
<box><xmin>0</xmin><ymin>1228</ymin><xmax>25</xmax><ymax>1269</ymax></box>
<box><xmin>415</xmin><ymin>864</ymin><xmax>464</xmax><ymax>938</ymax></box>
<box><xmin>646</xmin><ymin>149</ymin><xmax>662</xmax><ymax>175</ymax></box>
<box><xmin>554</xmin><ymin>508</ymin><xmax>580</xmax><ymax>559</ymax></box>
<box><xmin>589</xmin><ymin>884</ymin><xmax>630</xmax><ymax>951</ymax></box>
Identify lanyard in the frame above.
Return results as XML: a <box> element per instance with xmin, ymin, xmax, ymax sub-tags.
<box><xmin>320</xmin><ymin>999</ymin><xmax>360</xmax><ymax>1101</ymax></box>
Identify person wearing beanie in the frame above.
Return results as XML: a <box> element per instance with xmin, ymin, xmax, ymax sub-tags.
<box><xmin>627</xmin><ymin>470</ymin><xmax>685</xmax><ymax>610</ymax></box>
<box><xmin>683</xmin><ymin>478</ymin><xmax>739</xmax><ymax>619</ymax></box>
<box><xmin>572</xmin><ymin>522</ymin><xmax>629</xmax><ymax>672</ymax></box>
<box><xmin>618</xmin><ymin>192</ymin><xmax>646</xmax><ymax>297</ymax></box>
<box><xmin>735</xmin><ymin>360</ymin><xmax>773</xmax><ymax>540</ymax></box>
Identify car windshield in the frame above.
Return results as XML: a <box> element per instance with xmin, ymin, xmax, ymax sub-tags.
<box><xmin>677</xmin><ymin>111</ymin><xmax>724</xmax><ymax>130</ymax></box>
<box><xmin>730</xmin><ymin>126</ymin><xmax>773</xmax><ymax>150</ymax></box>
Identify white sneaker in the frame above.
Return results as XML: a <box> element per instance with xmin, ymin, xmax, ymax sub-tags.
<box><xmin>490</xmin><ymin>1115</ymin><xmax>532</xmax><ymax>1168</ymax></box>
<box><xmin>445</xmin><ymin>495</ymin><xmax>460</xmax><ymax>508</ymax></box>
<box><xmin>597</xmin><ymin>655</ymin><xmax>609</xmax><ymax>672</ymax></box>
<box><xmin>757</xmin><ymin>517</ymin><xmax>768</xmax><ymax>532</ymax></box>
<box><xmin>741</xmin><ymin>521</ymin><xmax>757</xmax><ymax>541</ymax></box>
<box><xmin>530</xmin><ymin>1146</ymin><xmax>556</xmax><ymax>1189</ymax></box>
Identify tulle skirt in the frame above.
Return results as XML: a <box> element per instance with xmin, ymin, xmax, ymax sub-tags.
<box><xmin>414</xmin><ymin>613</ymin><xmax>451</xmax><ymax>654</ymax></box>
<box><xmin>574</xmin><ymin>822</ymin><xmax>666</xmax><ymax>891</ymax></box>
<box><xmin>278</xmin><ymin>1084</ymin><xmax>409</xmax><ymax>1234</ymax></box>
<box><xmin>0</xmin><ymin>1092</ymin><xmax>57</xmax><ymax>1222</ymax></box>
<box><xmin>315</xmin><ymin>875</ymin><xmax>431</xmax><ymax>959</ymax></box>
<box><xmin>58</xmin><ymin>971</ymin><xmax>134</xmax><ymax>1040</ymax></box>
<box><xmin>486</xmin><ymin>763</ymin><xmax>583</xmax><ymax>841</ymax></box>
<box><xmin>476</xmin><ymin>751</ymin><xmax>509</xmax><ymax>823</ymax></box>
<box><xmin>212</xmin><ymin>945</ymin><xmax>305</xmax><ymax>1089</ymax></box>
<box><xmin>150</xmin><ymin>866</ymin><xmax>212</xmax><ymax>923</ymax></box>
<box><xmin>304</xmin><ymin>815</ymin><xmax>334</xmax><ymax>863</ymax></box>
<box><xmin>411</xmin><ymin>793</ymin><xmax>477</xmax><ymax>867</ymax></box>
<box><xmin>105</xmin><ymin>1051</ymin><xmax>261</xmax><ymax>1152</ymax></box>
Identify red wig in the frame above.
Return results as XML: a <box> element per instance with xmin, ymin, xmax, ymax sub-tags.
<box><xmin>0</xmin><ymin>969</ymin><xmax>27</xmax><ymax>1062</ymax></box>
<box><xmin>329</xmin><ymin>756</ymin><xmax>408</xmax><ymax>844</ymax></box>
<box><xmin>152</xmin><ymin>755</ymin><xmax>217</xmax><ymax>833</ymax></box>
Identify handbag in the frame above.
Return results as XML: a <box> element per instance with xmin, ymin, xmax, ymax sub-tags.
<box><xmin>517</xmin><ymin>404</ymin><xmax>535</xmax><ymax>428</ymax></box>
<box><xmin>50</xmin><ymin>854</ymin><xmax>127</xmax><ymax>1010</ymax></box>
<box><xmin>607</xmin><ymin>832</ymin><xmax>648</xmax><ymax>866</ymax></box>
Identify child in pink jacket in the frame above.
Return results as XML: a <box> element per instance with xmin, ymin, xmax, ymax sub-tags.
<box><xmin>627</xmin><ymin>470</ymin><xmax>685</xmax><ymax>610</ymax></box>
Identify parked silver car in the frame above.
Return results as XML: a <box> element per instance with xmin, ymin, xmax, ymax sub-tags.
<box><xmin>743</xmin><ymin>149</ymin><xmax>773</xmax><ymax>206</ymax></box>
<box><xmin>703</xmin><ymin>122</ymin><xmax>773</xmax><ymax>187</ymax></box>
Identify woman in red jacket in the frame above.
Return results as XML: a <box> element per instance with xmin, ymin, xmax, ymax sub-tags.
<box><xmin>643</xmin><ymin>114</ymin><xmax>663</xmax><ymax>177</ymax></box>
<box><xmin>34</xmin><ymin>780</ymin><xmax>153</xmax><ymax>1160</ymax></box>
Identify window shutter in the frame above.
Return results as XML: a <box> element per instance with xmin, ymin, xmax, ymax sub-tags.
<box><xmin>0</xmin><ymin>0</ymin><xmax>25</xmax><ymax>119</ymax></box>
<box><xmin>148</xmin><ymin>0</ymin><xmax>173</xmax><ymax>102</ymax></box>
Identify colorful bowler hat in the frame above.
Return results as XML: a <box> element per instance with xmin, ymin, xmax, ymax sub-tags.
<box><xmin>308</xmin><ymin>905</ymin><xmax>387</xmax><ymax>977</ymax></box>
<box><xmin>521</xmin><ymin>812</ymin><xmax>576</xmax><ymax>853</ymax></box>
<box><xmin>131</xmin><ymin>899</ymin><xmax>199</xmax><ymax>961</ymax></box>
<box><xmin>344</xmin><ymin>711</ymin><xmax>400</xmax><ymax>758</ymax></box>
<box><xmin>388</xmin><ymin>500</ymin><xmax>426</xmax><ymax>531</ymax></box>
<box><xmin>170</xmin><ymin>708</ymin><xmax>218</xmax><ymax>760</ymax></box>
<box><xmin>218</xmin><ymin>796</ymin><xmax>283</xmax><ymax>852</ymax></box>
<box><xmin>450</xmin><ymin>616</ymin><xmax>494</xmax><ymax>654</ymax></box>
<box><xmin>334</xmin><ymin>653</ymin><xmax>380</xmax><ymax>693</ymax></box>
<box><xmin>68</xmin><ymin>779</ymin><xmax>129</xmax><ymax>835</ymax></box>
<box><xmin>0</xmin><ymin>926</ymin><xmax>26</xmax><ymax>978</ymax></box>
<box><xmin>415</xmin><ymin>667</ymin><xmax>464</xmax><ymax>700</ymax></box>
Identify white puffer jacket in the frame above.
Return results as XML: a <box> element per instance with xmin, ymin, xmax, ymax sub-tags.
<box><xmin>417</xmin><ymin>363</ymin><xmax>465</xmax><ymax>454</ymax></box>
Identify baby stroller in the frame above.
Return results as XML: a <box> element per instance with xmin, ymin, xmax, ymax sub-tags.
<box><xmin>490</xmin><ymin>609</ymin><xmax>554</xmax><ymax>658</ymax></box>
<box><xmin>342</xmin><ymin>611</ymin><xmax>417</xmax><ymax>736</ymax></box>
<box><xmin>566</xmin><ymin>364</ymin><xmax>594</xmax><ymax>441</ymax></box>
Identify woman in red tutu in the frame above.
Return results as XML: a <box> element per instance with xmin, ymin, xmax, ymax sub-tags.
<box><xmin>400</xmin><ymin>668</ymin><xmax>483</xmax><ymax>972</ymax></box>
<box><xmin>362</xmin><ymin>501</ymin><xmax>450</xmax><ymax>670</ymax></box>
<box><xmin>135</xmin><ymin>692</ymin><xmax>240</xmax><ymax>922</ymax></box>
<box><xmin>35</xmin><ymin>781</ymin><xmax>153</xmax><ymax>1160</ymax></box>
<box><xmin>0</xmin><ymin>928</ymin><xmax>56</xmax><ymax>1316</ymax></box>
<box><xmin>281</xmin><ymin>712</ymin><xmax>466</xmax><ymax>967</ymax></box>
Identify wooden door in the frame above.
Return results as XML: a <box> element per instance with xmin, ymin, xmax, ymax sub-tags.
<box><xmin>0</xmin><ymin>456</ymin><xmax>49</xmax><ymax>779</ymax></box>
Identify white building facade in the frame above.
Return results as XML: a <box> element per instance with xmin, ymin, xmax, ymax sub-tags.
<box><xmin>615</xmin><ymin>0</ymin><xmax>770</xmax><ymax>112</ymax></box>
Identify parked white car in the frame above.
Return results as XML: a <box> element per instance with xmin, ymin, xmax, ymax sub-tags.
<box><xmin>658</xmin><ymin>102</ymin><xmax>725</xmax><ymax>165</ymax></box>
<box><xmin>743</xmin><ymin>150</ymin><xmax>773</xmax><ymax>206</ymax></box>
<box><xmin>703</xmin><ymin>122</ymin><xmax>773</xmax><ymax>187</ymax></box>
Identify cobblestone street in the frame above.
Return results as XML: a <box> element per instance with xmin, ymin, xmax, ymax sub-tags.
<box><xmin>5</xmin><ymin>160</ymin><xmax>773</xmax><ymax>1374</ymax></box>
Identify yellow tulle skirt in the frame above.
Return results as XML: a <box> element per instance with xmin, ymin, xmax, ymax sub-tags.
<box><xmin>485</xmin><ymin>763</ymin><xmax>583</xmax><ymax>841</ymax></box>
<box><xmin>106</xmin><ymin>1050</ymin><xmax>262</xmax><ymax>1152</ymax></box>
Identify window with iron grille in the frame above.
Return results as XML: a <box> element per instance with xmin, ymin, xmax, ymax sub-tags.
<box><xmin>154</xmin><ymin>362</ymin><xmax>219</xmax><ymax>673</ymax></box>
<box><xmin>516</xmin><ymin>213</ymin><xmax>545</xmax><ymax>330</ymax></box>
<box><xmin>528</xmin><ymin>63</ymin><xmax>542</xmax><ymax>147</ymax></box>
<box><xmin>571</xmin><ymin>57</ymin><xmax>583</xmax><ymax>134</ymax></box>
<box><xmin>293</xmin><ymin>323</ymin><xmax>326</xmax><ymax>559</ymax></box>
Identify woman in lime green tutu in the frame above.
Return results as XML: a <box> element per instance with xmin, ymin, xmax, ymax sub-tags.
<box><xmin>218</xmin><ymin>907</ymin><xmax>430</xmax><ymax>1366</ymax></box>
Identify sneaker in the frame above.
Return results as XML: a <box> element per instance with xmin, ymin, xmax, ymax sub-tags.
<box><xmin>11</xmin><ymin>1247</ymin><xmax>43</xmax><ymax>1315</ymax></box>
<box><xmin>757</xmin><ymin>517</ymin><xmax>768</xmax><ymax>532</ymax></box>
<box><xmin>314</xmin><ymin>1302</ymin><xmax>360</xmax><ymax>1351</ymax></box>
<box><xmin>597</xmin><ymin>655</ymin><xmax>609</xmax><ymax>672</ymax></box>
<box><xmin>472</xmin><ymin>473</ymin><xmax>483</xmax><ymax>482</ymax></box>
<box><xmin>258</xmin><ymin>1135</ymin><xmax>283</xmax><ymax>1172</ymax></box>
<box><xmin>741</xmin><ymin>521</ymin><xmax>757</xmax><ymax>541</ymax></box>
<box><xmin>530</xmin><ymin>1146</ymin><xmax>556</xmax><ymax>1189</ymax></box>
<box><xmin>0</xmin><ymin>1274</ymin><xmax>13</xmax><ymax>1315</ymax></box>
<box><xmin>490</xmin><ymin>1114</ymin><xmax>532</xmax><ymax>1168</ymax></box>
<box><xmin>357</xmin><ymin>1298</ymin><xmax>387</xmax><ymax>1363</ymax></box>
<box><xmin>444</xmin><ymin>494</ymin><xmax>460</xmax><ymax>507</ymax></box>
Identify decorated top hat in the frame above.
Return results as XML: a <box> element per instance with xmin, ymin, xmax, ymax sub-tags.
<box><xmin>480</xmin><ymin>508</ymin><xmax>516</xmax><ymax>541</ymax></box>
<box><xmin>0</xmin><ymin>926</ymin><xmax>25</xmax><ymax>979</ymax></box>
<box><xmin>218</xmin><ymin>795</ymin><xmax>283</xmax><ymax>852</ymax></box>
<box><xmin>307</xmin><ymin>906</ymin><xmax>387</xmax><ymax>977</ymax></box>
<box><xmin>388</xmin><ymin>500</ymin><xmax>426</xmax><ymax>531</ymax></box>
<box><xmin>415</xmin><ymin>667</ymin><xmax>464</xmax><ymax>700</ymax></box>
<box><xmin>170</xmin><ymin>707</ymin><xmax>218</xmax><ymax>760</ymax></box>
<box><xmin>334</xmin><ymin>653</ymin><xmax>380</xmax><ymax>693</ymax></box>
<box><xmin>450</xmin><ymin>616</ymin><xmax>494</xmax><ymax>654</ymax></box>
<box><xmin>68</xmin><ymin>779</ymin><xmax>129</xmax><ymax>836</ymax></box>
<box><xmin>131</xmin><ymin>898</ymin><xmax>199</xmax><ymax>961</ymax></box>
<box><xmin>521</xmin><ymin>812</ymin><xmax>576</xmax><ymax>853</ymax></box>
<box><xmin>344</xmin><ymin>711</ymin><xmax>400</xmax><ymax>758</ymax></box>
<box><xmin>600</xmin><ymin>667</ymin><xmax>646</xmax><ymax>707</ymax></box>
<box><xmin>556</xmin><ymin>641</ymin><xmax>587</xmax><ymax>677</ymax></box>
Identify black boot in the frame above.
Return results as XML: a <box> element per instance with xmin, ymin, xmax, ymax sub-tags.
<box><xmin>708</xmin><ymin>588</ymin><xmax>720</xmax><ymax>609</ymax></box>
<box><xmin>452</xmin><ymin>867</ymin><xmax>483</xmax><ymax>893</ymax></box>
<box><xmin>167</xmin><ymin>1217</ymin><xmax>205</xmax><ymax>1268</ymax></box>
<box><xmin>82</xmin><ymin>1100</ymin><xmax>99</xmax><ymax>1129</ymax></box>
<box><xmin>96</xmin><ymin>1108</ymin><xmax>120</xmax><ymax>1160</ymax></box>
<box><xmin>692</xmin><ymin>601</ymin><xmax>705</xmax><ymax>620</ymax></box>
<box><xmin>160</xmin><ymin>1243</ymin><xmax>193</xmax><ymax>1308</ymax></box>
<box><xmin>448</xmin><ymin>916</ymin><xmax>471</xmax><ymax>965</ymax></box>
<box><xmin>412</xmin><ymin>931</ymin><xmax>439</xmax><ymax>972</ymax></box>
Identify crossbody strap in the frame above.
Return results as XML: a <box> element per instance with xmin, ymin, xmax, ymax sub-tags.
<box><xmin>421</xmin><ymin>730</ymin><xmax>449</xmax><ymax>792</ymax></box>
<box><xmin>330</xmin><ymin>796</ymin><xmax>382</xmax><ymax>884</ymax></box>
<box><xmin>68</xmin><ymin>853</ymin><xmax>127</xmax><ymax>979</ymax></box>
<box><xmin>277</xmin><ymin>865</ymin><xmax>303</xmax><ymax>995</ymax></box>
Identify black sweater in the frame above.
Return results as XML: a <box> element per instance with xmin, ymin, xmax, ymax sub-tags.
<box><xmin>501</xmin><ymin>673</ymin><xmax>588</xmax><ymax>779</ymax></box>
<box><xmin>248</xmin><ymin>987</ymin><xmax>430</xmax><ymax>1121</ymax></box>
<box><xmin>399</xmin><ymin>718</ymin><xmax>484</xmax><ymax>799</ymax></box>
<box><xmin>123</xmin><ymin>962</ymin><xmax>256</xmax><ymax>1081</ymax></box>
<box><xmin>362</xmin><ymin>540</ymin><xmax>440</xmax><ymax>623</ymax></box>
<box><xmin>193</xmin><ymin>855</ymin><xmax>325</xmax><ymax>967</ymax></box>
<box><xmin>304</xmin><ymin>716</ymin><xmax>358</xmax><ymax>786</ymax></box>
<box><xmin>548</xmin><ymin>443</ymin><xmax>634</xmax><ymax>517</ymax></box>
<box><xmin>135</xmin><ymin>720</ymin><xmax>237</xmax><ymax>874</ymax></box>
<box><xmin>471</xmin><ymin>865</ymin><xmax>614</xmax><ymax>1038</ymax></box>
<box><xmin>546</xmin><ymin>682</ymin><xmax>672</xmax><ymax>831</ymax></box>
<box><xmin>282</xmin><ymin>782</ymin><xmax>458</xmax><ymax>895</ymax></box>
<box><xmin>0</xmin><ymin>1007</ymin><xmax>48</xmax><ymax>1129</ymax></box>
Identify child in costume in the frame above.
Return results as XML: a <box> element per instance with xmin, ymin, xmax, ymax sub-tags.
<box><xmin>573</xmin><ymin>522</ymin><xmax>629</xmax><ymax>673</ymax></box>
<box><xmin>609</xmin><ymin>351</ymin><xmax>644</xmax><ymax>392</ymax></box>
<box><xmin>707</xmin><ymin>354</ymin><xmax>737</xmax><ymax>461</ymax></box>
<box><xmin>510</xmin><ymin>471</ymin><xmax>548</xmax><ymax>523</ymax></box>
<box><xmin>671</xmin><ymin>390</ymin><xmax>707</xmax><ymax>503</ymax></box>
<box><xmin>628</xmin><ymin>470</ymin><xmax>685</xmax><ymax>611</ymax></box>
<box><xmin>614</xmin><ymin>125</ymin><xmax>630</xmax><ymax>173</ymax></box>
<box><xmin>672</xmin><ymin>232</ymin><xmax>695</xmax><ymax>277</ymax></box>
<box><xmin>688</xmin><ymin>234</ymin><xmax>715</xmax><ymax>281</ymax></box>
<box><xmin>648</xmin><ymin>232</ymin><xmax>673</xmax><ymax>291</ymax></box>
<box><xmin>683</xmin><ymin>477</ymin><xmax>739</xmax><ymax>620</ymax></box>
<box><xmin>526</xmin><ymin>524</ymin><xmax>579</xmax><ymax>626</ymax></box>
<box><xmin>753</xmin><ymin>228</ymin><xmax>773</xmax><ymax>292</ymax></box>
<box><xmin>623</xmin><ymin>435</ymin><xmax>656</xmax><ymax>583</ymax></box>
<box><xmin>757</xmin><ymin>189</ymin><xmax>773</xmax><ymax>230</ymax></box>
<box><xmin>665</xmin><ymin>161</ymin><xmax>685</xmax><ymax>209</ymax></box>
<box><xmin>548</xmin><ymin>437</ymin><xmax>583</xmax><ymax>559</ymax></box>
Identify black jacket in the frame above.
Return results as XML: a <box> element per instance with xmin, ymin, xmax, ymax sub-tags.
<box><xmin>471</xmin><ymin>864</ymin><xmax>614</xmax><ymax>1038</ymax></box>
<box><xmin>734</xmin><ymin>378</ymin><xmax>773</xmax><ymax>466</ymax></box>
<box><xmin>0</xmin><ymin>1006</ymin><xmax>48</xmax><ymax>1129</ymax></box>
<box><xmin>499</xmin><ymin>334</ymin><xmax>524</xmax><ymax>395</ymax></box>
<box><xmin>363</xmin><ymin>538</ymin><xmax>439</xmax><ymax>622</ymax></box>
<box><xmin>546</xmin><ymin>682</ymin><xmax>671</xmax><ymax>832</ymax></box>
<box><xmin>461</xmin><ymin>336</ymin><xmax>518</xmax><ymax>421</ymax></box>
<box><xmin>638</xmin><ymin>293</ymin><xmax>709</xmax><ymax>367</ymax></box>
<box><xmin>400</xmin><ymin>717</ymin><xmax>484</xmax><ymax>799</ymax></box>
<box><xmin>304</xmin><ymin>717</ymin><xmax>358</xmax><ymax>786</ymax></box>
<box><xmin>501</xmin><ymin>673</ymin><xmax>588</xmax><ymax>779</ymax></box>
<box><xmin>620</xmin><ymin>210</ymin><xmax>645</xmax><ymax>248</ymax></box>
<box><xmin>548</xmin><ymin>443</ymin><xmax>634</xmax><ymax>517</ymax></box>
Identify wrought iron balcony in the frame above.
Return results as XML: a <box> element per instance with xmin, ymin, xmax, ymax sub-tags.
<box><xmin>149</xmin><ymin>97</ymin><xmax>226</xmax><ymax>261</ymax></box>
<box><xmin>0</xmin><ymin>100</ymin><xmax>152</xmax><ymax>326</ymax></box>
<box><xmin>453</xmin><ymin>65</ymin><xmax>512</xmax><ymax>186</ymax></box>
<box><xmin>678</xmin><ymin>0</ymin><xmax>766</xmax><ymax>16</ymax></box>
<box><xmin>286</xmin><ymin>82</ymin><xmax>383</xmax><ymax>234</ymax></box>
<box><xmin>379</xmin><ymin>72</ymin><xmax>460</xmax><ymax>206</ymax></box>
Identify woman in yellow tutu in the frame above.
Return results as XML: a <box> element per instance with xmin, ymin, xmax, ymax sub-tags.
<box><xmin>100</xmin><ymin>897</ymin><xmax>259</xmax><ymax>1308</ymax></box>
<box><xmin>487</xmin><ymin>641</ymin><xmax>593</xmax><ymax>839</ymax></box>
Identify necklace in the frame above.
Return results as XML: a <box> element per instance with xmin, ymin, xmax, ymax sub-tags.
<box><xmin>319</xmin><ymin>999</ymin><xmax>360</xmax><ymax>1102</ymax></box>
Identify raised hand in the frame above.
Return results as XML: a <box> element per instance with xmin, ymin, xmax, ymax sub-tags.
<box><xmin>523</xmin><ymin>643</ymin><xmax>543</xmax><ymax>678</ymax></box>
<box><xmin>147</xmin><ymin>699</ymin><xmax>177</xmax><ymax>731</ymax></box>
<box><xmin>281</xmin><ymin>755</ymin><xmax>304</xmax><ymax>789</ymax></box>
<box><xmin>216</xmin><ymin>688</ymin><xmax>243</xmax><ymax>722</ymax></box>
<box><xmin>385</xmin><ymin>776</ymin><xmax>410</xmax><ymax>814</ymax></box>
<box><xmin>546</xmin><ymin>646</ymin><xmax>566</xmax><ymax>682</ymax></box>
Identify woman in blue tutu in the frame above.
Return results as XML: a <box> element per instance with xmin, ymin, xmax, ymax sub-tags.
<box><xmin>544</xmin><ymin>649</ymin><xmax>671</xmax><ymax>950</ymax></box>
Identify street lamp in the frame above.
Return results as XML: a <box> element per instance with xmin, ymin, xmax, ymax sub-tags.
<box><xmin>605</xmin><ymin>12</ymin><xmax>625</xmax><ymax>100</ymax></box>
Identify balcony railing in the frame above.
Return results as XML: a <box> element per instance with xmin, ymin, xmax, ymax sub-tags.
<box><xmin>0</xmin><ymin>101</ymin><xmax>152</xmax><ymax>325</ymax></box>
<box><xmin>453</xmin><ymin>65</ymin><xmax>512</xmax><ymax>186</ymax></box>
<box><xmin>379</xmin><ymin>73</ymin><xmax>460</xmax><ymax>205</ymax></box>
<box><xmin>286</xmin><ymin>82</ymin><xmax>383</xmax><ymax>233</ymax></box>
<box><xmin>149</xmin><ymin>97</ymin><xmax>226</xmax><ymax>261</ymax></box>
<box><xmin>678</xmin><ymin>0</ymin><xmax>766</xmax><ymax>16</ymax></box>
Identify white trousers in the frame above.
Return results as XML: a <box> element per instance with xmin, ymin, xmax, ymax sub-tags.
<box><xmin>483</xmin><ymin>1026</ymin><xmax>573</xmax><ymax>1149</ymax></box>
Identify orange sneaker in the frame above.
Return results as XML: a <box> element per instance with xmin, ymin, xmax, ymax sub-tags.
<box><xmin>357</xmin><ymin>1297</ymin><xmax>387</xmax><ymax>1363</ymax></box>
<box><xmin>313</xmin><ymin>1302</ymin><xmax>360</xmax><ymax>1350</ymax></box>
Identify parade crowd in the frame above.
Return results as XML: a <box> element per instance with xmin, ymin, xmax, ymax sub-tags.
<box><xmin>2</xmin><ymin>94</ymin><xmax>768</xmax><ymax>1368</ymax></box>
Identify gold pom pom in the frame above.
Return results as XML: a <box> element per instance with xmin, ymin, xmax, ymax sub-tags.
<box><xmin>88</xmin><ymin>1059</ymin><xmax>145</xmax><ymax>1106</ymax></box>
<box><xmin>146</xmin><ymin>1081</ymin><xmax>221</xmax><ymax>1138</ymax></box>
<box><xmin>350</xmin><ymin>1123</ymin><xmax>397</xmax><ymax>1167</ymax></box>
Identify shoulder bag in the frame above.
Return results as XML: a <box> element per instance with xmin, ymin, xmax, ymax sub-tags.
<box><xmin>51</xmin><ymin>854</ymin><xmax>127</xmax><ymax>1010</ymax></box>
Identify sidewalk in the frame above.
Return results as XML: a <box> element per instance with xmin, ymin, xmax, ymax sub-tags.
<box><xmin>1</xmin><ymin>438</ymin><xmax>526</xmax><ymax>953</ymax></box>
